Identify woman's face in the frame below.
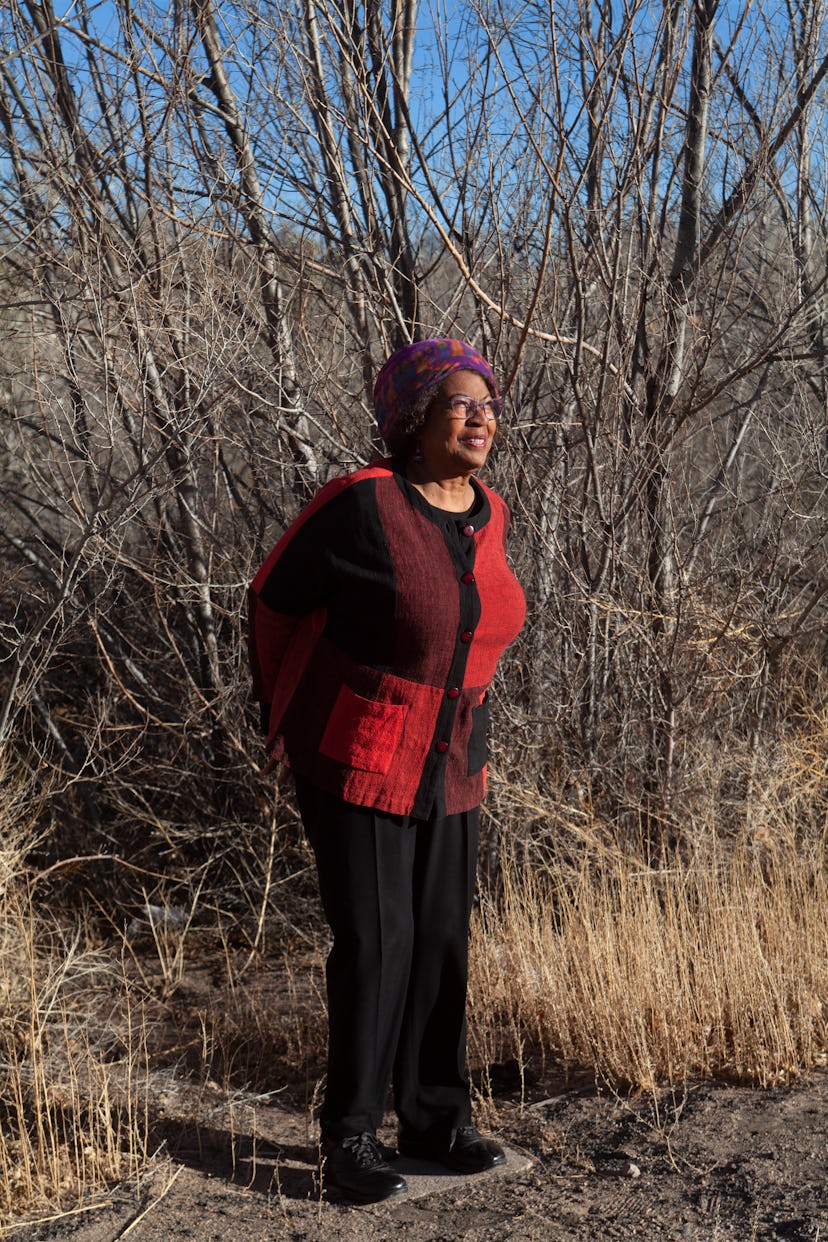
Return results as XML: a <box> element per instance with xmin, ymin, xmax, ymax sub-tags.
<box><xmin>416</xmin><ymin>369</ymin><xmax>497</xmax><ymax>478</ymax></box>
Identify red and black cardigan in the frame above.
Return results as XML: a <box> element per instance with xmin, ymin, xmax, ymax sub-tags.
<box><xmin>248</xmin><ymin>459</ymin><xmax>526</xmax><ymax>818</ymax></box>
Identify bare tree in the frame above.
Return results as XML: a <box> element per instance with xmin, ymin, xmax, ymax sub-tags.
<box><xmin>1</xmin><ymin>0</ymin><xmax>828</xmax><ymax>885</ymax></box>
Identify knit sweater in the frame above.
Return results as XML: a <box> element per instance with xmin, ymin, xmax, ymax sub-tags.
<box><xmin>248</xmin><ymin>459</ymin><xmax>526</xmax><ymax>818</ymax></box>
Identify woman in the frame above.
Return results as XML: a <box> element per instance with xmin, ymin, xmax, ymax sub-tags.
<box><xmin>248</xmin><ymin>339</ymin><xmax>526</xmax><ymax>1203</ymax></box>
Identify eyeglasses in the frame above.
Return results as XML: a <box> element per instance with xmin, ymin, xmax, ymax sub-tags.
<box><xmin>442</xmin><ymin>394</ymin><xmax>503</xmax><ymax>421</ymax></box>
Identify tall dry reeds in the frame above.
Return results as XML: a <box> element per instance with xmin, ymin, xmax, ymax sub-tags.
<box><xmin>471</xmin><ymin>836</ymin><xmax>827</xmax><ymax>1090</ymax></box>
<box><xmin>470</xmin><ymin>715</ymin><xmax>828</xmax><ymax>1091</ymax></box>
<box><xmin>0</xmin><ymin>757</ymin><xmax>151</xmax><ymax>1226</ymax></box>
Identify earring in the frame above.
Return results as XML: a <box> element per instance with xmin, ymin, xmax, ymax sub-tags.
<box><xmin>413</xmin><ymin>446</ymin><xmax>424</xmax><ymax>462</ymax></box>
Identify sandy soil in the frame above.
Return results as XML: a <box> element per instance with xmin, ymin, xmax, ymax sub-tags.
<box><xmin>10</xmin><ymin>1062</ymin><xmax>827</xmax><ymax>1242</ymax></box>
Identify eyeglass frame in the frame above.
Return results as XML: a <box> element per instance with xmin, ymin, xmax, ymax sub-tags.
<box><xmin>440</xmin><ymin>393</ymin><xmax>503</xmax><ymax>421</ymax></box>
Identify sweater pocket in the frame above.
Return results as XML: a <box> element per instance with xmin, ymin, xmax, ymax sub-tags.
<box><xmin>319</xmin><ymin>684</ymin><xmax>408</xmax><ymax>775</ymax></box>
<box><xmin>467</xmin><ymin>693</ymin><xmax>490</xmax><ymax>776</ymax></box>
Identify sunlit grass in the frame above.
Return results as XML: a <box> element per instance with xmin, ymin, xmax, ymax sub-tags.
<box><xmin>0</xmin><ymin>758</ymin><xmax>151</xmax><ymax>1227</ymax></box>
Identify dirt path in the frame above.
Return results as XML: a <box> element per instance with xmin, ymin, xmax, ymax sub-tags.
<box><xmin>11</xmin><ymin>1068</ymin><xmax>828</xmax><ymax>1241</ymax></box>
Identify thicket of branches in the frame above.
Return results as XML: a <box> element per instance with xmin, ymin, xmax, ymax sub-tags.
<box><xmin>1</xmin><ymin>0</ymin><xmax>828</xmax><ymax>900</ymax></box>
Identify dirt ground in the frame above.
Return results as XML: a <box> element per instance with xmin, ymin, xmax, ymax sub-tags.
<box><xmin>10</xmin><ymin>1061</ymin><xmax>828</xmax><ymax>1242</ymax></box>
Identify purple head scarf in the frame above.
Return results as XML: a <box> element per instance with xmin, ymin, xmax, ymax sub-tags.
<box><xmin>373</xmin><ymin>338</ymin><xmax>497</xmax><ymax>445</ymax></box>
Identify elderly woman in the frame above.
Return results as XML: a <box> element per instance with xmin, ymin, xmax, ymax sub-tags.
<box><xmin>248</xmin><ymin>339</ymin><xmax>525</xmax><ymax>1203</ymax></box>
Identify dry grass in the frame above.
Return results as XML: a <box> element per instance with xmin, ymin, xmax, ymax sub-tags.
<box><xmin>199</xmin><ymin>947</ymin><xmax>328</xmax><ymax>1097</ymax></box>
<box><xmin>470</xmin><ymin>836</ymin><xmax>828</xmax><ymax>1090</ymax></box>
<box><xmin>0</xmin><ymin>759</ymin><xmax>151</xmax><ymax>1228</ymax></box>
<box><xmin>470</xmin><ymin>727</ymin><xmax>828</xmax><ymax>1091</ymax></box>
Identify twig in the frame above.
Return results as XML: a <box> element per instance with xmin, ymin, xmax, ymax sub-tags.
<box><xmin>115</xmin><ymin>1165</ymin><xmax>184</xmax><ymax>1239</ymax></box>
<box><xmin>0</xmin><ymin>1202</ymin><xmax>112</xmax><ymax>1237</ymax></box>
<box><xmin>241</xmin><ymin>788</ymin><xmax>279</xmax><ymax>973</ymax></box>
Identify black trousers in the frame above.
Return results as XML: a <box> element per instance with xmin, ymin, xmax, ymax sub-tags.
<box><xmin>295</xmin><ymin>778</ymin><xmax>479</xmax><ymax>1142</ymax></box>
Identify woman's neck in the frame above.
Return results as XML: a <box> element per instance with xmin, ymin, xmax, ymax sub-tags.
<box><xmin>404</xmin><ymin>465</ymin><xmax>475</xmax><ymax>513</ymax></box>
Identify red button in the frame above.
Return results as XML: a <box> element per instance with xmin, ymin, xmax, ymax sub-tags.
<box><xmin>447</xmin><ymin>687</ymin><xmax>460</xmax><ymax>699</ymax></box>
<box><xmin>436</xmin><ymin>740</ymin><xmax>449</xmax><ymax>754</ymax></box>
<box><xmin>462</xmin><ymin>524</ymin><xmax>475</xmax><ymax>536</ymax></box>
<box><xmin>460</xmin><ymin>630</ymin><xmax>473</xmax><ymax>643</ymax></box>
<box><xmin>461</xmin><ymin>572</ymin><xmax>475</xmax><ymax>584</ymax></box>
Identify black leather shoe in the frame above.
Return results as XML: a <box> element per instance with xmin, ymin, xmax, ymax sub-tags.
<box><xmin>321</xmin><ymin>1132</ymin><xmax>406</xmax><ymax>1203</ymax></box>
<box><xmin>397</xmin><ymin>1125</ymin><xmax>506</xmax><ymax>1173</ymax></box>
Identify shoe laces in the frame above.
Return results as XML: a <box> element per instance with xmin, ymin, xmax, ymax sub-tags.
<box><xmin>340</xmin><ymin>1132</ymin><xmax>385</xmax><ymax>1168</ymax></box>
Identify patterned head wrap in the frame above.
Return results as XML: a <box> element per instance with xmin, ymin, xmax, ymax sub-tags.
<box><xmin>373</xmin><ymin>338</ymin><xmax>497</xmax><ymax>445</ymax></box>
